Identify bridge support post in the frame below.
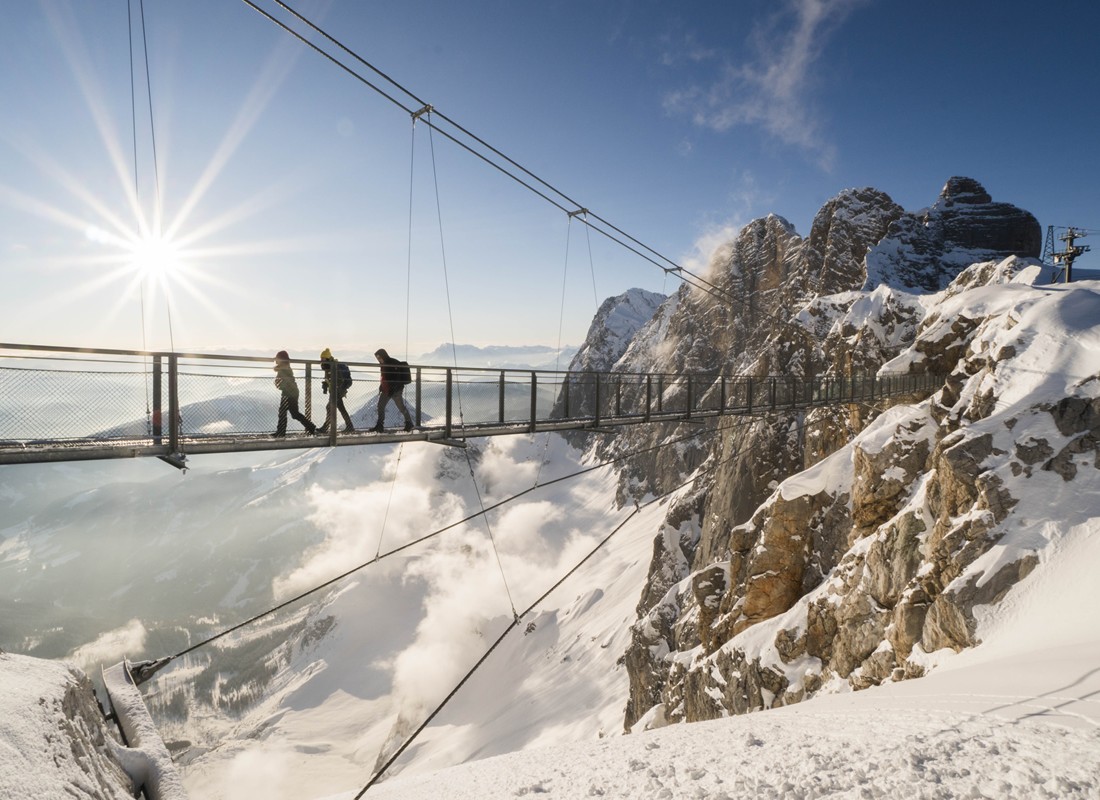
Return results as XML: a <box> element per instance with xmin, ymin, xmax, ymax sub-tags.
<box><xmin>305</xmin><ymin>362</ymin><xmax>312</xmax><ymax>418</ymax></box>
<box><xmin>445</xmin><ymin>369</ymin><xmax>453</xmax><ymax>438</ymax></box>
<box><xmin>594</xmin><ymin>374</ymin><xmax>601</xmax><ymax>428</ymax></box>
<box><xmin>499</xmin><ymin>371</ymin><xmax>506</xmax><ymax>425</ymax></box>
<box><xmin>645</xmin><ymin>375</ymin><xmax>651</xmax><ymax>422</ymax></box>
<box><xmin>415</xmin><ymin>367</ymin><xmax>422</xmax><ymax>428</ymax></box>
<box><xmin>152</xmin><ymin>356</ymin><xmax>162</xmax><ymax>445</ymax></box>
<box><xmin>327</xmin><ymin>361</ymin><xmax>337</xmax><ymax>447</ymax></box>
<box><xmin>168</xmin><ymin>355</ymin><xmax>179</xmax><ymax>454</ymax></box>
<box><xmin>746</xmin><ymin>376</ymin><xmax>753</xmax><ymax>414</ymax></box>
<box><xmin>686</xmin><ymin>375</ymin><xmax>693</xmax><ymax>419</ymax></box>
<box><xmin>530</xmin><ymin>371</ymin><xmax>537</xmax><ymax>433</ymax></box>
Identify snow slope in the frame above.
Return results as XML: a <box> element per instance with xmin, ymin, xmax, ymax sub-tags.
<box><xmin>333</xmin><ymin>508</ymin><xmax>1100</xmax><ymax>799</ymax></box>
<box><xmin>5</xmin><ymin>511</ymin><xmax>1098</xmax><ymax>800</ymax></box>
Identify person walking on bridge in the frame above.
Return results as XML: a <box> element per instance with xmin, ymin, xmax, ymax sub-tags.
<box><xmin>273</xmin><ymin>351</ymin><xmax>317</xmax><ymax>437</ymax></box>
<box><xmin>372</xmin><ymin>348</ymin><xmax>414</xmax><ymax>433</ymax></box>
<box><xmin>318</xmin><ymin>348</ymin><xmax>355</xmax><ymax>434</ymax></box>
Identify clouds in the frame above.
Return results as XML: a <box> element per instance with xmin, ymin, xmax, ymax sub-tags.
<box><xmin>269</xmin><ymin>435</ymin><xmax>620</xmax><ymax>722</ymax></box>
<box><xmin>662</xmin><ymin>0</ymin><xmax>867</xmax><ymax>168</ymax></box>
<box><xmin>272</xmin><ymin>446</ymin><xmax>463</xmax><ymax>599</ymax></box>
<box><xmin>69</xmin><ymin>618</ymin><xmax>148</xmax><ymax>671</ymax></box>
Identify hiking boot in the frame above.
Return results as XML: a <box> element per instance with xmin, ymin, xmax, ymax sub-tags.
<box><xmin>403</xmin><ymin>422</ymin><xmax>414</xmax><ymax>432</ymax></box>
<box><xmin>371</xmin><ymin>422</ymin><xmax>384</xmax><ymax>433</ymax></box>
<box><xmin>273</xmin><ymin>431</ymin><xmax>286</xmax><ymax>438</ymax></box>
<box><xmin>343</xmin><ymin>425</ymin><xmax>355</xmax><ymax>433</ymax></box>
<box><xmin>318</xmin><ymin>424</ymin><xmax>329</xmax><ymax>434</ymax></box>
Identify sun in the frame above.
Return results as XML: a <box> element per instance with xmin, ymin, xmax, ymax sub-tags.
<box><xmin>128</xmin><ymin>232</ymin><xmax>183</xmax><ymax>280</ymax></box>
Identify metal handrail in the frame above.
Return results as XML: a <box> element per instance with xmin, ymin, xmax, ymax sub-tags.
<box><xmin>0</xmin><ymin>343</ymin><xmax>945</xmax><ymax>468</ymax></box>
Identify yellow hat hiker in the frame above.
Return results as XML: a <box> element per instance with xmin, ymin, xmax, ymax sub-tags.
<box><xmin>320</xmin><ymin>348</ymin><xmax>333</xmax><ymax>361</ymax></box>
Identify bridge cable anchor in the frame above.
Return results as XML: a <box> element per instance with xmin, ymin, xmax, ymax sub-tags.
<box><xmin>411</xmin><ymin>104</ymin><xmax>433</xmax><ymax>121</ymax></box>
<box><xmin>128</xmin><ymin>656</ymin><xmax>173</xmax><ymax>686</ymax></box>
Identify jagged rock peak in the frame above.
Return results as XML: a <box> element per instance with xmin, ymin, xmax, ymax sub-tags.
<box><xmin>723</xmin><ymin>214</ymin><xmax>801</xmax><ymax>294</ymax></box>
<box><xmin>864</xmin><ymin>176</ymin><xmax>1041</xmax><ymax>293</ymax></box>
<box><xmin>938</xmin><ymin>176</ymin><xmax>992</xmax><ymax>205</ymax></box>
<box><xmin>801</xmin><ymin>186</ymin><xmax>904</xmax><ymax>295</ymax></box>
<box><xmin>567</xmin><ymin>288</ymin><xmax>666</xmax><ymax>374</ymax></box>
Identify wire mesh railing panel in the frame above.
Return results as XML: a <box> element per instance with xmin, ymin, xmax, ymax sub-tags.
<box><xmin>499</xmin><ymin>379</ymin><xmax>532</xmax><ymax>425</ymax></box>
<box><xmin>177</xmin><ymin>369</ymin><xmax>281</xmax><ymax>436</ymax></box>
<box><xmin>408</xmin><ymin>373</ymin><xmax>448</xmax><ymax>426</ymax></box>
<box><xmin>0</xmin><ymin>362</ymin><xmax>151</xmax><ymax>441</ymax></box>
<box><xmin>446</xmin><ymin>373</ymin><xmax>502</xmax><ymax>427</ymax></box>
<box><xmin>0</xmin><ymin>345</ymin><xmax>949</xmax><ymax>462</ymax></box>
<box><xmin>534</xmin><ymin>375</ymin><xmax>565</xmax><ymax>421</ymax></box>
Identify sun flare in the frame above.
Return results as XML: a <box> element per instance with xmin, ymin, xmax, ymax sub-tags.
<box><xmin>128</xmin><ymin>232</ymin><xmax>183</xmax><ymax>280</ymax></box>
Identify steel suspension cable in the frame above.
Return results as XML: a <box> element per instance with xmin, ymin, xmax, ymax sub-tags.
<box><xmin>583</xmin><ymin>212</ymin><xmax>599</xmax><ymax>309</ymax></box>
<box><xmin>372</xmin><ymin>113</ymin><xmax>423</xmax><ymax>560</ymax></box>
<box><xmin>355</xmin><ymin>507</ymin><xmax>641</xmax><ymax>799</ymax></box>
<box><xmin>162</xmin><ymin>413</ymin><xmax>755</xmax><ymax>664</ymax></box>
<box><xmin>262</xmin><ymin>0</ymin><xmax>726</xmax><ymax>291</ymax></box>
<box><xmin>127</xmin><ymin>0</ymin><xmax>152</xmax><ymax>435</ymax></box>
<box><xmin>533</xmin><ymin>216</ymin><xmax>576</xmax><ymax>488</ymax></box>
<box><xmin>423</xmin><ymin>114</ymin><xmax>519</xmax><ymax>619</ymax></box>
<box><xmin>235</xmin><ymin>0</ymin><xmax>811</xmax><ymax>335</ymax></box>
<box><xmin>405</xmin><ymin>116</ymin><xmax>417</xmax><ymax>361</ymax></box>
<box><xmin>131</xmin><ymin>0</ymin><xmax>178</xmax><ymax>356</ymax></box>
<box><xmin>355</xmin><ymin>411</ymin><xmax>820</xmax><ymax>794</ymax></box>
<box><xmin>373</xmin><ymin>444</ymin><xmax>404</xmax><ymax>561</ymax></box>
<box><xmin>373</xmin><ymin>117</ymin><xmax>423</xmax><ymax>557</ymax></box>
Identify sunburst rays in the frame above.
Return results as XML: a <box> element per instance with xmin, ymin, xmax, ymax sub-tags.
<box><xmin>2</xmin><ymin>2</ymin><xmax>318</xmax><ymax>350</ymax></box>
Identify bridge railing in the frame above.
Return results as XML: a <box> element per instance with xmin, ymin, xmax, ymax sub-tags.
<box><xmin>0</xmin><ymin>344</ymin><xmax>944</xmax><ymax>463</ymax></box>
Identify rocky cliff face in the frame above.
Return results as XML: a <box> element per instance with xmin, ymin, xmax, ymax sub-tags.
<box><xmin>605</xmin><ymin>178</ymin><xmax>1065</xmax><ymax>731</ymax></box>
<box><xmin>601</xmin><ymin>187</ymin><xmax>906</xmax><ymax>510</ymax></box>
<box><xmin>864</xmin><ymin>176</ymin><xmax>1041</xmax><ymax>292</ymax></box>
<box><xmin>556</xmin><ymin>288</ymin><xmax>666</xmax><ymax>431</ymax></box>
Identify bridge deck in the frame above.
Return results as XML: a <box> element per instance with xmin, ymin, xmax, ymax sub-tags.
<box><xmin>0</xmin><ymin>344</ymin><xmax>942</xmax><ymax>468</ymax></box>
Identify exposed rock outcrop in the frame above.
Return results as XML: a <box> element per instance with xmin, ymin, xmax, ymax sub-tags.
<box><xmin>614</xmin><ymin>178</ymin><xmax>1069</xmax><ymax>732</ymax></box>
<box><xmin>864</xmin><ymin>177</ymin><xmax>1041</xmax><ymax>292</ymax></box>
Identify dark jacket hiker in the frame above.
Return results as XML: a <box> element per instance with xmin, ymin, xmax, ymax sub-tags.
<box><xmin>372</xmin><ymin>348</ymin><xmax>414</xmax><ymax>433</ymax></box>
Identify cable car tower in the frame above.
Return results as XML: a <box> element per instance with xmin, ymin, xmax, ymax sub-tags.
<box><xmin>1043</xmin><ymin>226</ymin><xmax>1091</xmax><ymax>282</ymax></box>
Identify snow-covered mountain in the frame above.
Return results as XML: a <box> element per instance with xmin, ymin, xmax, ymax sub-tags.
<box><xmin>417</xmin><ymin>343</ymin><xmax>579</xmax><ymax>370</ymax></box>
<box><xmin>3</xmin><ymin>177</ymin><xmax>1098</xmax><ymax>800</ymax></box>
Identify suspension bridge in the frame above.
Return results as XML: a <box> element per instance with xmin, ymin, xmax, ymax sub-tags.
<box><xmin>2</xmin><ymin>0</ymin><xmax>960</xmax><ymax>796</ymax></box>
<box><xmin>0</xmin><ymin>342</ymin><xmax>943</xmax><ymax>469</ymax></box>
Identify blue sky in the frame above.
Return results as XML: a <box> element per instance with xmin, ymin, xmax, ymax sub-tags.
<box><xmin>2</xmin><ymin>0</ymin><xmax>1098</xmax><ymax>358</ymax></box>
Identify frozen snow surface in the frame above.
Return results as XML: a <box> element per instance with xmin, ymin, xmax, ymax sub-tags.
<box><xmin>350</xmin><ymin>514</ymin><xmax>1100</xmax><ymax>799</ymax></box>
<box><xmin>0</xmin><ymin>653</ymin><xmax>133</xmax><ymax>800</ymax></box>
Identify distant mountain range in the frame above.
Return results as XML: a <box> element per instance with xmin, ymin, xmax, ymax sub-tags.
<box><xmin>416</xmin><ymin>342</ymin><xmax>579</xmax><ymax>369</ymax></box>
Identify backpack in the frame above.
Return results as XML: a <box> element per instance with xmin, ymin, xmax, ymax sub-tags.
<box><xmin>337</xmin><ymin>362</ymin><xmax>353</xmax><ymax>388</ymax></box>
<box><xmin>393</xmin><ymin>360</ymin><xmax>412</xmax><ymax>386</ymax></box>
